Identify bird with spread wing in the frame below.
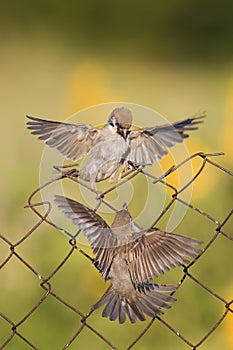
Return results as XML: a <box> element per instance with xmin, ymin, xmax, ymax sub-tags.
<box><xmin>27</xmin><ymin>107</ymin><xmax>204</xmax><ymax>188</ymax></box>
<box><xmin>55</xmin><ymin>195</ymin><xmax>202</xmax><ymax>323</ymax></box>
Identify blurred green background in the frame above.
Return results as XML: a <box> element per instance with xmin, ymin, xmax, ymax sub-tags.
<box><xmin>0</xmin><ymin>2</ymin><xmax>233</xmax><ymax>349</ymax></box>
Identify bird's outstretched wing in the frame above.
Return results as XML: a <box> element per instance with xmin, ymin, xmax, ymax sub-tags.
<box><xmin>127</xmin><ymin>114</ymin><xmax>205</xmax><ymax>165</ymax></box>
<box><xmin>127</xmin><ymin>228</ymin><xmax>202</xmax><ymax>286</ymax></box>
<box><xmin>54</xmin><ymin>195</ymin><xmax>116</xmax><ymax>279</ymax></box>
<box><xmin>27</xmin><ymin>116</ymin><xmax>102</xmax><ymax>161</ymax></box>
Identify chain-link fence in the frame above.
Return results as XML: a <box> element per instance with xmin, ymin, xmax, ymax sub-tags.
<box><xmin>0</xmin><ymin>152</ymin><xmax>232</xmax><ymax>349</ymax></box>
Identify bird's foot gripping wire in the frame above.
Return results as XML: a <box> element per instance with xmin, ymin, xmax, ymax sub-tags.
<box><xmin>127</xmin><ymin>160</ymin><xmax>144</xmax><ymax>171</ymax></box>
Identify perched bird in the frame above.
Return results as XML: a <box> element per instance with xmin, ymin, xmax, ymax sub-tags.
<box><xmin>27</xmin><ymin>107</ymin><xmax>204</xmax><ymax>188</ymax></box>
<box><xmin>54</xmin><ymin>195</ymin><xmax>202</xmax><ymax>323</ymax></box>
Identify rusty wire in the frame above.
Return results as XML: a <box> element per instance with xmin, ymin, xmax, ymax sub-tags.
<box><xmin>0</xmin><ymin>151</ymin><xmax>232</xmax><ymax>349</ymax></box>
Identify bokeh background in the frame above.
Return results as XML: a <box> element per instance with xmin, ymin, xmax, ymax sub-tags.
<box><xmin>0</xmin><ymin>1</ymin><xmax>232</xmax><ymax>349</ymax></box>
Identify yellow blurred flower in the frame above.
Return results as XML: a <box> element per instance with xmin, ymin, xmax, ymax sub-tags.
<box><xmin>159</xmin><ymin>138</ymin><xmax>218</xmax><ymax>200</ymax></box>
<box><xmin>221</xmin><ymin>77</ymin><xmax>233</xmax><ymax>164</ymax></box>
<box><xmin>65</xmin><ymin>60</ymin><xmax>117</xmax><ymax>115</ymax></box>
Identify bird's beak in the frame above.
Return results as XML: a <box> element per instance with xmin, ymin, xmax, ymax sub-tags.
<box><xmin>120</xmin><ymin>128</ymin><xmax>128</xmax><ymax>139</ymax></box>
<box><xmin>122</xmin><ymin>202</ymin><xmax>128</xmax><ymax>210</ymax></box>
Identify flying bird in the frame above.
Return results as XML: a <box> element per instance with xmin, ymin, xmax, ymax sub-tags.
<box><xmin>27</xmin><ymin>107</ymin><xmax>204</xmax><ymax>188</ymax></box>
<box><xmin>54</xmin><ymin>195</ymin><xmax>202</xmax><ymax>323</ymax></box>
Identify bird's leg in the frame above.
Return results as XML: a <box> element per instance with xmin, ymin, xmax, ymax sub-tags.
<box><xmin>124</xmin><ymin>160</ymin><xmax>131</xmax><ymax>171</ymax></box>
<box><xmin>110</xmin><ymin>162</ymin><xmax>130</xmax><ymax>183</ymax></box>
<box><xmin>109</xmin><ymin>170</ymin><xmax>118</xmax><ymax>183</ymax></box>
<box><xmin>88</xmin><ymin>173</ymin><xmax>104</xmax><ymax>199</ymax></box>
<box><xmin>117</xmin><ymin>161</ymin><xmax>131</xmax><ymax>180</ymax></box>
<box><xmin>89</xmin><ymin>173</ymin><xmax>98</xmax><ymax>190</ymax></box>
<box><xmin>117</xmin><ymin>171</ymin><xmax>123</xmax><ymax>181</ymax></box>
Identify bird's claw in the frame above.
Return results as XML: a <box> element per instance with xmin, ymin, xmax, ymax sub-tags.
<box><xmin>109</xmin><ymin>172</ymin><xmax>117</xmax><ymax>183</ymax></box>
<box><xmin>127</xmin><ymin>161</ymin><xmax>143</xmax><ymax>170</ymax></box>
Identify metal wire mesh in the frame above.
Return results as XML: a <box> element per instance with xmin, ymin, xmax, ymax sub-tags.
<box><xmin>0</xmin><ymin>152</ymin><xmax>232</xmax><ymax>350</ymax></box>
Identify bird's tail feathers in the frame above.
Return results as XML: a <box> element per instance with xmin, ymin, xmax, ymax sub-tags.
<box><xmin>92</xmin><ymin>283</ymin><xmax>177</xmax><ymax>324</ymax></box>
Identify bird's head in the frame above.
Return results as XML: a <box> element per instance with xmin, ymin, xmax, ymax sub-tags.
<box><xmin>108</xmin><ymin>107</ymin><xmax>133</xmax><ymax>138</ymax></box>
<box><xmin>111</xmin><ymin>203</ymin><xmax>132</xmax><ymax>229</ymax></box>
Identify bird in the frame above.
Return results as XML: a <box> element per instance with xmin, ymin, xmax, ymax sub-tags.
<box><xmin>54</xmin><ymin>195</ymin><xmax>202</xmax><ymax>323</ymax></box>
<box><xmin>27</xmin><ymin>107</ymin><xmax>204</xmax><ymax>189</ymax></box>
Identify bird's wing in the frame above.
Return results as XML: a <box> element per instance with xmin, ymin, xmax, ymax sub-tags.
<box><xmin>127</xmin><ymin>114</ymin><xmax>205</xmax><ymax>165</ymax></box>
<box><xmin>127</xmin><ymin>228</ymin><xmax>202</xmax><ymax>286</ymax></box>
<box><xmin>54</xmin><ymin>195</ymin><xmax>116</xmax><ymax>279</ymax></box>
<box><xmin>27</xmin><ymin>116</ymin><xmax>102</xmax><ymax>161</ymax></box>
